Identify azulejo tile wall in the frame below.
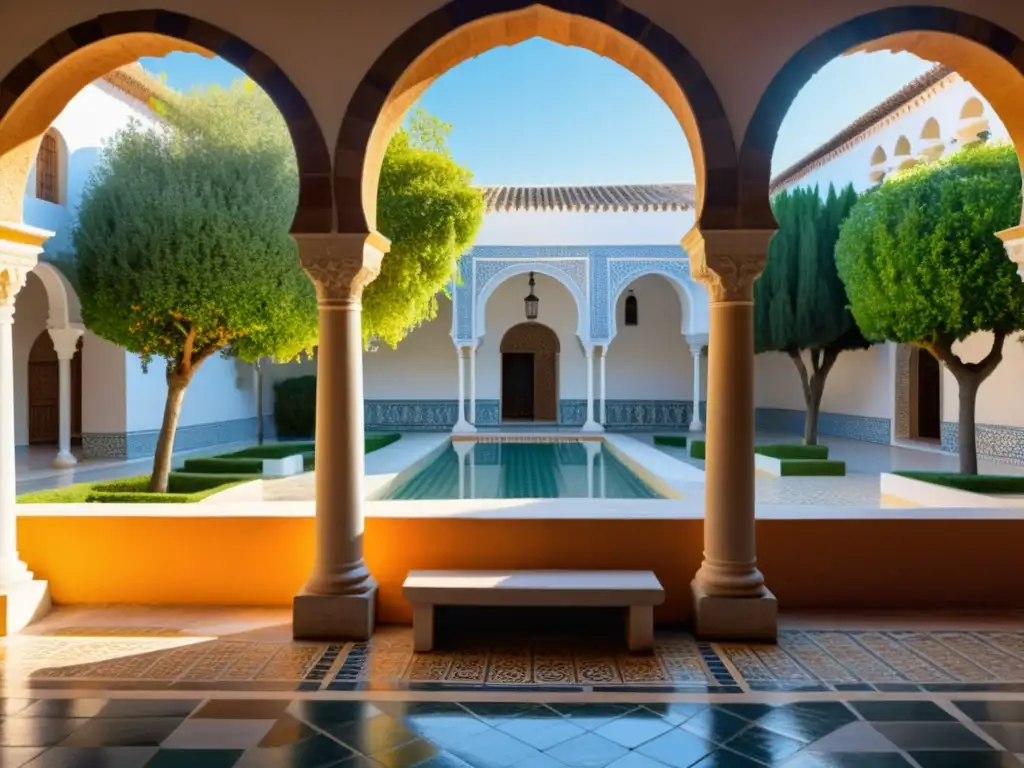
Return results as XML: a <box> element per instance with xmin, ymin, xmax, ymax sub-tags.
<box><xmin>755</xmin><ymin>408</ymin><xmax>891</xmax><ymax>445</ymax></box>
<box><xmin>941</xmin><ymin>421</ymin><xmax>1024</xmax><ymax>464</ymax></box>
<box><xmin>82</xmin><ymin>417</ymin><xmax>259</xmax><ymax>459</ymax></box>
<box><xmin>364</xmin><ymin>400</ymin><xmax>458</xmax><ymax>431</ymax></box>
<box><xmin>603</xmin><ymin>400</ymin><xmax>695</xmax><ymax>430</ymax></box>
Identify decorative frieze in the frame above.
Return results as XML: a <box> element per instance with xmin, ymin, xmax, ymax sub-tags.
<box><xmin>82</xmin><ymin>417</ymin><xmax>260</xmax><ymax>459</ymax></box>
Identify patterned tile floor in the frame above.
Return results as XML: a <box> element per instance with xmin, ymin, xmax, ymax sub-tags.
<box><xmin>8</xmin><ymin>609</ymin><xmax>1024</xmax><ymax>764</ymax></box>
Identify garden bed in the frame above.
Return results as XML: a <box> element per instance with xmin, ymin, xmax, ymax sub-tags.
<box><xmin>684</xmin><ymin>440</ymin><xmax>844</xmax><ymax>475</ymax></box>
<box><xmin>881</xmin><ymin>471</ymin><xmax>1024</xmax><ymax>508</ymax></box>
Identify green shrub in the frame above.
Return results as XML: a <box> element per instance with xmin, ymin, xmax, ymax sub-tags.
<box><xmin>756</xmin><ymin>443</ymin><xmax>830</xmax><ymax>460</ymax></box>
<box><xmin>653</xmin><ymin>435</ymin><xmax>688</xmax><ymax>448</ymax></box>
<box><xmin>778</xmin><ymin>460</ymin><xmax>846</xmax><ymax>476</ymax></box>
<box><xmin>86</xmin><ymin>491</ymin><xmax>203</xmax><ymax>504</ymax></box>
<box><xmin>223</xmin><ymin>442</ymin><xmax>316</xmax><ymax>459</ymax></box>
<box><xmin>182</xmin><ymin>457</ymin><xmax>264</xmax><ymax>474</ymax></box>
<box><xmin>689</xmin><ymin>440</ymin><xmax>706</xmax><ymax>460</ymax></box>
<box><xmin>274</xmin><ymin>376</ymin><xmax>316</xmax><ymax>438</ymax></box>
<box><xmin>367</xmin><ymin>433</ymin><xmax>401</xmax><ymax>453</ymax></box>
<box><xmin>895</xmin><ymin>472</ymin><xmax>1024</xmax><ymax>494</ymax></box>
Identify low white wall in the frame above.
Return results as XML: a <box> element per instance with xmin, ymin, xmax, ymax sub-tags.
<box><xmin>755</xmin><ymin>344</ymin><xmax>892</xmax><ymax>419</ymax></box>
<box><xmin>606</xmin><ymin>273</ymin><xmax>693</xmax><ymax>400</ymax></box>
<box><xmin>942</xmin><ymin>331</ymin><xmax>1024</xmax><ymax>428</ymax></box>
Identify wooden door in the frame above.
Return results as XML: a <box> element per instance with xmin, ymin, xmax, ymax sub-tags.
<box><xmin>502</xmin><ymin>353</ymin><xmax>535</xmax><ymax>420</ymax></box>
<box><xmin>28</xmin><ymin>360</ymin><xmax>59</xmax><ymax>444</ymax></box>
<box><xmin>916</xmin><ymin>350</ymin><xmax>941</xmax><ymax>440</ymax></box>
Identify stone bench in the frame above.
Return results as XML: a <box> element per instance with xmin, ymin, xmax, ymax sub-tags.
<box><xmin>402</xmin><ymin>570</ymin><xmax>665</xmax><ymax>652</ymax></box>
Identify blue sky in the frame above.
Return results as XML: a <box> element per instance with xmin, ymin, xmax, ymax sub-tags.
<box><xmin>141</xmin><ymin>43</ymin><xmax>934</xmax><ymax>184</ymax></box>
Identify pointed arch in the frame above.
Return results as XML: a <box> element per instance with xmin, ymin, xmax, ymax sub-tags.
<box><xmin>920</xmin><ymin>117</ymin><xmax>941</xmax><ymax>141</ymax></box>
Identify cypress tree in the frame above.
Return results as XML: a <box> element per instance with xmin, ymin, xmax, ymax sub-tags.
<box><xmin>754</xmin><ymin>182</ymin><xmax>869</xmax><ymax>445</ymax></box>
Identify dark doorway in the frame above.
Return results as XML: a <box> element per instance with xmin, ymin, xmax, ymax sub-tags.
<box><xmin>28</xmin><ymin>332</ymin><xmax>82</xmax><ymax>445</ymax></box>
<box><xmin>502</xmin><ymin>353</ymin><xmax>534</xmax><ymax>420</ymax></box>
<box><xmin>915</xmin><ymin>349</ymin><xmax>941</xmax><ymax>441</ymax></box>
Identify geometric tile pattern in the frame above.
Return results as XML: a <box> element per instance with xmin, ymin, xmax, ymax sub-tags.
<box><xmin>331</xmin><ymin>629</ymin><xmax>739</xmax><ymax>693</ymax></box>
<box><xmin>942</xmin><ymin>420</ymin><xmax>1024</xmax><ymax>465</ymax></box>
<box><xmin>721</xmin><ymin>630</ymin><xmax>1024</xmax><ymax>693</ymax></box>
<box><xmin>14</xmin><ymin>628</ymin><xmax>1024</xmax><ymax>697</ymax></box>
<box><xmin>83</xmin><ymin>417</ymin><xmax>260</xmax><ymax>459</ymax></box>
<box><xmin>755</xmin><ymin>408</ymin><xmax>892</xmax><ymax>445</ymax></box>
<box><xmin>1</xmin><ymin>696</ymin><xmax>1022</xmax><ymax>767</ymax></box>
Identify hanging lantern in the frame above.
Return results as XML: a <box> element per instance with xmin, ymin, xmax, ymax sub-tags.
<box><xmin>524</xmin><ymin>271</ymin><xmax>539</xmax><ymax>321</ymax></box>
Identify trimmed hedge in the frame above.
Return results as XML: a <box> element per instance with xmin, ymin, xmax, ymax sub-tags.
<box><xmin>274</xmin><ymin>376</ymin><xmax>316</xmax><ymax>438</ymax></box>
<box><xmin>756</xmin><ymin>443</ymin><xmax>829</xmax><ymax>460</ymax></box>
<box><xmin>895</xmin><ymin>471</ymin><xmax>1024</xmax><ymax>494</ymax></box>
<box><xmin>778</xmin><ymin>459</ymin><xmax>846</xmax><ymax>477</ymax></box>
<box><xmin>689</xmin><ymin>440</ymin><xmax>706</xmax><ymax>460</ymax></box>
<box><xmin>653</xmin><ymin>435</ymin><xmax>688</xmax><ymax>448</ymax></box>
<box><xmin>223</xmin><ymin>442</ymin><xmax>316</xmax><ymax>460</ymax></box>
<box><xmin>181</xmin><ymin>457</ymin><xmax>264</xmax><ymax>475</ymax></box>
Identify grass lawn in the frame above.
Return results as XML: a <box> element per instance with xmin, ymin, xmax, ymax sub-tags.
<box><xmin>894</xmin><ymin>471</ymin><xmax>1024</xmax><ymax>495</ymax></box>
<box><xmin>18</xmin><ymin>473</ymin><xmax>251</xmax><ymax>504</ymax></box>
<box><xmin>182</xmin><ymin>434</ymin><xmax>401</xmax><ymax>476</ymax></box>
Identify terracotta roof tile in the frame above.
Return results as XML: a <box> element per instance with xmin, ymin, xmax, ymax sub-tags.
<box><xmin>479</xmin><ymin>183</ymin><xmax>696</xmax><ymax>213</ymax></box>
<box><xmin>101</xmin><ymin>63</ymin><xmax>173</xmax><ymax>110</ymax></box>
<box><xmin>769</xmin><ymin>63</ymin><xmax>954</xmax><ymax>193</ymax></box>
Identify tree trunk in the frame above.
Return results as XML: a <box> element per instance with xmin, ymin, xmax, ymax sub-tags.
<box><xmin>955</xmin><ymin>373</ymin><xmax>980</xmax><ymax>476</ymax></box>
<box><xmin>148</xmin><ymin>377</ymin><xmax>188</xmax><ymax>493</ymax></box>
<box><xmin>255</xmin><ymin>358</ymin><xmax>264</xmax><ymax>446</ymax></box>
<box><xmin>788</xmin><ymin>347</ymin><xmax>840</xmax><ymax>446</ymax></box>
<box><xmin>926</xmin><ymin>331</ymin><xmax>1005</xmax><ymax>476</ymax></box>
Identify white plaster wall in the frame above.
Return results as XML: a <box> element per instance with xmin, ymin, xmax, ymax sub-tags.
<box><xmin>11</xmin><ymin>273</ymin><xmax>50</xmax><ymax>446</ymax></box>
<box><xmin>779</xmin><ymin>75</ymin><xmax>1009</xmax><ymax>197</ymax></box>
<box><xmin>754</xmin><ymin>345</ymin><xmax>892</xmax><ymax>418</ymax></box>
<box><xmin>474</xmin><ymin>210</ymin><xmax>695</xmax><ymax>246</ymax></box>
<box><xmin>124</xmin><ymin>353</ymin><xmax>257</xmax><ymax>432</ymax></box>
<box><xmin>80</xmin><ymin>331</ymin><xmax>126</xmax><ymax>434</ymax></box>
<box><xmin>263</xmin><ymin>297</ymin><xmax>458</xmax><ymax>407</ymax></box>
<box><xmin>363</xmin><ymin>296</ymin><xmax>458</xmax><ymax>399</ymax></box>
<box><xmin>24</xmin><ymin>79</ymin><xmax>162</xmax><ymax>256</ymax></box>
<box><xmin>942</xmin><ymin>332</ymin><xmax>1024</xmax><ymax>428</ymax></box>
<box><xmin>606</xmin><ymin>274</ymin><xmax>692</xmax><ymax>400</ymax></box>
<box><xmin>477</xmin><ymin>273</ymin><xmax>586</xmax><ymax>400</ymax></box>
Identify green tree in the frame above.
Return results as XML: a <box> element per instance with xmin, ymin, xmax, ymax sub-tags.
<box><xmin>755</xmin><ymin>183</ymin><xmax>868</xmax><ymax>444</ymax></box>
<box><xmin>73</xmin><ymin>82</ymin><xmax>318</xmax><ymax>493</ymax></box>
<box><xmin>835</xmin><ymin>143</ymin><xmax>1024</xmax><ymax>474</ymax></box>
<box><xmin>367</xmin><ymin>110</ymin><xmax>484</xmax><ymax>348</ymax></box>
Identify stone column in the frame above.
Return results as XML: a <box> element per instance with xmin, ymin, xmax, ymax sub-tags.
<box><xmin>453</xmin><ymin>345</ymin><xmax>474</xmax><ymax>433</ymax></box>
<box><xmin>688</xmin><ymin>334</ymin><xmax>708</xmax><ymax>433</ymax></box>
<box><xmin>469</xmin><ymin>342</ymin><xmax>477</xmax><ymax>426</ymax></box>
<box><xmin>0</xmin><ymin>224</ymin><xmax>53</xmax><ymax>633</ymax></box>
<box><xmin>685</xmin><ymin>228</ymin><xmax>777</xmax><ymax>641</ymax></box>
<box><xmin>599</xmin><ymin>347</ymin><xmax>608</xmax><ymax>426</ymax></box>
<box><xmin>582</xmin><ymin>345</ymin><xmax>602</xmax><ymax>432</ymax></box>
<box><xmin>293</xmin><ymin>232</ymin><xmax>389</xmax><ymax>641</ymax></box>
<box><xmin>48</xmin><ymin>327</ymin><xmax>83</xmax><ymax>468</ymax></box>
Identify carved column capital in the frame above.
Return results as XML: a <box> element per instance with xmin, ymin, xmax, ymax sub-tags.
<box><xmin>0</xmin><ymin>265</ymin><xmax>28</xmax><ymax>318</ymax></box>
<box><xmin>683</xmin><ymin>228</ymin><xmax>775</xmax><ymax>304</ymax></box>
<box><xmin>0</xmin><ymin>221</ymin><xmax>53</xmax><ymax>318</ymax></box>
<box><xmin>48</xmin><ymin>326</ymin><xmax>84</xmax><ymax>359</ymax></box>
<box><xmin>294</xmin><ymin>232</ymin><xmax>391</xmax><ymax>306</ymax></box>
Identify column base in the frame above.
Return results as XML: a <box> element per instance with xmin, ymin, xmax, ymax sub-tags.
<box><xmin>688</xmin><ymin>421</ymin><xmax>704</xmax><ymax>433</ymax></box>
<box><xmin>52</xmin><ymin>451</ymin><xmax>77</xmax><ymax>469</ymax></box>
<box><xmin>293</xmin><ymin>586</ymin><xmax>377</xmax><ymax>641</ymax></box>
<box><xmin>581</xmin><ymin>420</ymin><xmax>604</xmax><ymax>433</ymax></box>
<box><xmin>0</xmin><ymin>579</ymin><xmax>51</xmax><ymax>636</ymax></box>
<box><xmin>691</xmin><ymin>580</ymin><xmax>778</xmax><ymax>642</ymax></box>
<box><xmin>452</xmin><ymin>421</ymin><xmax>476</xmax><ymax>434</ymax></box>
